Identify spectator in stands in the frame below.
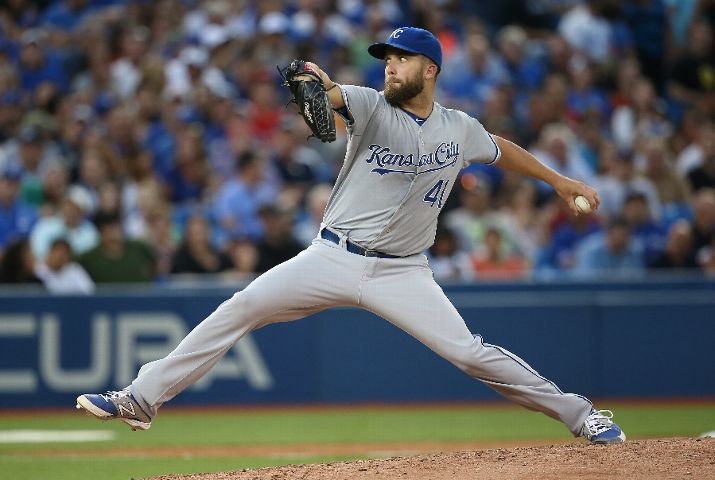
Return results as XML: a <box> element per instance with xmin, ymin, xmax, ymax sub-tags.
<box><xmin>3</xmin><ymin>0</ymin><xmax>715</xmax><ymax>285</ymax></box>
<box><xmin>95</xmin><ymin>180</ymin><xmax>121</xmax><ymax>218</ymax></box>
<box><xmin>542</xmin><ymin>33</ymin><xmax>574</xmax><ymax>76</ymax></box>
<box><xmin>565</xmin><ymin>55</ymin><xmax>610</xmax><ymax>122</ymax></box>
<box><xmin>472</xmin><ymin>227</ymin><xmax>528</xmax><ymax>280</ymax></box>
<box><xmin>620</xmin><ymin>0</ymin><xmax>669</xmax><ymax>92</ymax></box>
<box><xmin>212</xmin><ymin>151</ymin><xmax>279</xmax><ymax>243</ymax></box>
<box><xmin>16</xmin><ymin>28</ymin><xmax>69</xmax><ymax>96</ymax></box>
<box><xmin>427</xmin><ymin>225</ymin><xmax>475</xmax><ymax>282</ymax></box>
<box><xmin>610</xmin><ymin>57</ymin><xmax>641</xmax><ymax>108</ymax></box>
<box><xmin>0</xmin><ymin>0</ymin><xmax>40</xmax><ymax>30</ymax></box>
<box><xmin>295</xmin><ymin>183</ymin><xmax>333</xmax><ymax>247</ymax></box>
<box><xmin>77</xmin><ymin>211</ymin><xmax>156</xmax><ymax>283</ymax></box>
<box><xmin>530</xmin><ymin>122</ymin><xmax>595</xmax><ymax>190</ymax></box>
<box><xmin>164</xmin><ymin>123</ymin><xmax>209</xmax><ymax>205</ymax></box>
<box><xmin>593</xmin><ymin>149</ymin><xmax>662</xmax><ymax>221</ymax></box>
<box><xmin>163</xmin><ymin>46</ymin><xmax>211</xmax><ymax>102</ymax></box>
<box><xmin>535</xmin><ymin>206</ymin><xmax>602</xmax><ymax>277</ymax></box>
<box><xmin>611</xmin><ymin>76</ymin><xmax>672</xmax><ymax>152</ymax></box>
<box><xmin>34</xmin><ymin>237</ymin><xmax>95</xmax><ymax>294</ymax></box>
<box><xmin>690</xmin><ymin>188</ymin><xmax>715</xmax><ymax>254</ymax></box>
<box><xmin>444</xmin><ymin>173</ymin><xmax>513</xmax><ymax>255</ymax></box>
<box><xmin>675</xmin><ymin>121</ymin><xmax>715</xmax><ymax>176</ymax></box>
<box><xmin>639</xmin><ymin>137</ymin><xmax>691</xmax><ymax>213</ymax></box>
<box><xmin>0</xmin><ymin>238</ymin><xmax>42</xmax><ymax>285</ymax></box>
<box><xmin>665</xmin><ymin>0</ymin><xmax>700</xmax><ymax>51</ymax></box>
<box><xmin>74</xmin><ymin>151</ymin><xmax>108</xmax><ymax>214</ymax></box>
<box><xmin>111</xmin><ymin>25</ymin><xmax>151</xmax><ymax>100</ymax></box>
<box><xmin>500</xmin><ymin>179</ymin><xmax>549</xmax><ymax>262</ymax></box>
<box><xmin>494</xmin><ymin>25</ymin><xmax>545</xmax><ymax>92</ymax></box>
<box><xmin>102</xmin><ymin>106</ymin><xmax>141</xmax><ymax>178</ymax></box>
<box><xmin>558</xmin><ymin>0</ymin><xmax>622</xmax><ymax>66</ymax></box>
<box><xmin>521</xmin><ymin>74</ymin><xmax>569</xmax><ymax>144</ymax></box>
<box><xmin>246</xmin><ymin>71</ymin><xmax>284</xmax><ymax>142</ymax></box>
<box><xmin>648</xmin><ymin>219</ymin><xmax>698</xmax><ymax>270</ymax></box>
<box><xmin>39</xmin><ymin>160</ymin><xmax>70</xmax><ymax>213</ymax></box>
<box><xmin>70</xmin><ymin>32</ymin><xmax>112</xmax><ymax>96</ymax></box>
<box><xmin>1</xmin><ymin>125</ymin><xmax>57</xmax><ymax>206</ymax></box>
<box><xmin>254</xmin><ymin>204</ymin><xmax>303</xmax><ymax>273</ymax></box>
<box><xmin>668</xmin><ymin>18</ymin><xmax>715</xmax><ymax>116</ymax></box>
<box><xmin>0</xmin><ymin>88</ymin><xmax>22</xmax><ymax>145</ymax></box>
<box><xmin>697</xmin><ymin>236</ymin><xmax>715</xmax><ymax>275</ymax></box>
<box><xmin>171</xmin><ymin>214</ymin><xmax>232</xmax><ymax>275</ymax></box>
<box><xmin>29</xmin><ymin>185</ymin><xmax>97</xmax><ymax>261</ymax></box>
<box><xmin>142</xmin><ymin>203</ymin><xmax>177</xmax><ymax>279</ymax></box>
<box><xmin>0</xmin><ymin>164</ymin><xmax>37</xmax><ymax>254</ymax></box>
<box><xmin>621</xmin><ymin>191</ymin><xmax>666</xmax><ymax>263</ymax></box>
<box><xmin>202</xmin><ymin>85</ymin><xmax>235</xmax><ymax>147</ymax></box>
<box><xmin>269</xmin><ymin>118</ymin><xmax>323</xmax><ymax>199</ymax></box>
<box><xmin>440</xmin><ymin>31</ymin><xmax>508</xmax><ymax>116</ymax></box>
<box><xmin>226</xmin><ymin>239</ymin><xmax>259</xmax><ymax>278</ymax></box>
<box><xmin>572</xmin><ymin>112</ymin><xmax>603</xmax><ymax>174</ymax></box>
<box><xmin>41</xmin><ymin>0</ymin><xmax>93</xmax><ymax>32</ymax></box>
<box><xmin>121</xmin><ymin>149</ymin><xmax>162</xmax><ymax>234</ymax></box>
<box><xmin>687</xmin><ymin>145</ymin><xmax>715</xmax><ymax>192</ymax></box>
<box><xmin>574</xmin><ymin>217</ymin><xmax>645</xmax><ymax>277</ymax></box>
<box><xmin>55</xmin><ymin>104</ymin><xmax>92</xmax><ymax>173</ymax></box>
<box><xmin>253</xmin><ymin>11</ymin><xmax>295</xmax><ymax>68</ymax></box>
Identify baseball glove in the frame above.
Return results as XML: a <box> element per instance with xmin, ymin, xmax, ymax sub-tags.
<box><xmin>277</xmin><ymin>59</ymin><xmax>336</xmax><ymax>143</ymax></box>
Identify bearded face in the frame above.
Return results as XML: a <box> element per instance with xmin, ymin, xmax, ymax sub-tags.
<box><xmin>384</xmin><ymin>68</ymin><xmax>425</xmax><ymax>105</ymax></box>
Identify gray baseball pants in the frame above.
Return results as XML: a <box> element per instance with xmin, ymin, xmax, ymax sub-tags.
<box><xmin>130</xmin><ymin>236</ymin><xmax>592</xmax><ymax>435</ymax></box>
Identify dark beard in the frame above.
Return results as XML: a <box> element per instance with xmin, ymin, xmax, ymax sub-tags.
<box><xmin>384</xmin><ymin>76</ymin><xmax>424</xmax><ymax>105</ymax></box>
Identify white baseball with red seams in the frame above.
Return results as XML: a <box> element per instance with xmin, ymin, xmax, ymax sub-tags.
<box><xmin>575</xmin><ymin>195</ymin><xmax>592</xmax><ymax>214</ymax></box>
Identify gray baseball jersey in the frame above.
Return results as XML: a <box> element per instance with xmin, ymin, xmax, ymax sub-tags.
<box><xmin>324</xmin><ymin>85</ymin><xmax>500</xmax><ymax>256</ymax></box>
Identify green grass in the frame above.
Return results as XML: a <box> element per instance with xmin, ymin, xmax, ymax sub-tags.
<box><xmin>0</xmin><ymin>402</ymin><xmax>713</xmax><ymax>480</ymax></box>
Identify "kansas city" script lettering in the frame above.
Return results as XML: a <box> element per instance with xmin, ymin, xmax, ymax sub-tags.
<box><xmin>365</xmin><ymin>142</ymin><xmax>460</xmax><ymax>175</ymax></box>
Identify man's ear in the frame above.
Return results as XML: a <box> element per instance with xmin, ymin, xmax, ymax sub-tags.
<box><xmin>424</xmin><ymin>63</ymin><xmax>438</xmax><ymax>80</ymax></box>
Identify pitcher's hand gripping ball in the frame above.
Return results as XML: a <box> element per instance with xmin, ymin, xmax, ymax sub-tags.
<box><xmin>278</xmin><ymin>59</ymin><xmax>336</xmax><ymax>143</ymax></box>
<box><xmin>574</xmin><ymin>195</ymin><xmax>592</xmax><ymax>214</ymax></box>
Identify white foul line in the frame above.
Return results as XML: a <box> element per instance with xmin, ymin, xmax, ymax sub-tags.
<box><xmin>0</xmin><ymin>430</ymin><xmax>116</xmax><ymax>443</ymax></box>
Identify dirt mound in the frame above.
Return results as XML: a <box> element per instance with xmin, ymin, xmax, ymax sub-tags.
<box><xmin>151</xmin><ymin>437</ymin><xmax>714</xmax><ymax>480</ymax></box>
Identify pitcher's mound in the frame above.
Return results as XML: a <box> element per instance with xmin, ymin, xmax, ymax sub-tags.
<box><xmin>152</xmin><ymin>437</ymin><xmax>714</xmax><ymax>480</ymax></box>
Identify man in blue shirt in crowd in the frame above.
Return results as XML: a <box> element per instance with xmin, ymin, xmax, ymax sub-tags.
<box><xmin>0</xmin><ymin>165</ymin><xmax>37</xmax><ymax>253</ymax></box>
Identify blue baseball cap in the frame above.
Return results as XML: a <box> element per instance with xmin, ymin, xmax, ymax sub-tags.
<box><xmin>368</xmin><ymin>27</ymin><xmax>442</xmax><ymax>71</ymax></box>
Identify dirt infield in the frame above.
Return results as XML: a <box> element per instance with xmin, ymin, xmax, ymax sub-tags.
<box><xmin>150</xmin><ymin>437</ymin><xmax>714</xmax><ymax>480</ymax></box>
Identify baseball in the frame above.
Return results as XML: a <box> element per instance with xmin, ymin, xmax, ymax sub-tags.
<box><xmin>574</xmin><ymin>195</ymin><xmax>592</xmax><ymax>214</ymax></box>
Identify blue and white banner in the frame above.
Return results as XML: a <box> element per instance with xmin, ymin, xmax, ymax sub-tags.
<box><xmin>1</xmin><ymin>280</ymin><xmax>714</xmax><ymax>408</ymax></box>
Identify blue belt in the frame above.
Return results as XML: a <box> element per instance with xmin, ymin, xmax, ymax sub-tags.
<box><xmin>320</xmin><ymin>228</ymin><xmax>401</xmax><ymax>259</ymax></box>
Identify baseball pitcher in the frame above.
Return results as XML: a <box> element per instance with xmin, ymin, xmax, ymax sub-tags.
<box><xmin>77</xmin><ymin>27</ymin><xmax>625</xmax><ymax>445</ymax></box>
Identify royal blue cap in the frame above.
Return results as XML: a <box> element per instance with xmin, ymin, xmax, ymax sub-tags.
<box><xmin>368</xmin><ymin>27</ymin><xmax>442</xmax><ymax>71</ymax></box>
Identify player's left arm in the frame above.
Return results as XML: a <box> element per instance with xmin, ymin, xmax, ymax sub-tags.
<box><xmin>492</xmin><ymin>135</ymin><xmax>600</xmax><ymax>216</ymax></box>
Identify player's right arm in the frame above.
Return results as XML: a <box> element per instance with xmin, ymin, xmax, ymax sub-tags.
<box><xmin>493</xmin><ymin>135</ymin><xmax>600</xmax><ymax>216</ymax></box>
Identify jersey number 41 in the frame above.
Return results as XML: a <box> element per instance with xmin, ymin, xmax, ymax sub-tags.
<box><xmin>423</xmin><ymin>180</ymin><xmax>449</xmax><ymax>208</ymax></box>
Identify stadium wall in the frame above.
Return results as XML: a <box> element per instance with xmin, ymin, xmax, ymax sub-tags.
<box><xmin>1</xmin><ymin>279</ymin><xmax>714</xmax><ymax>408</ymax></box>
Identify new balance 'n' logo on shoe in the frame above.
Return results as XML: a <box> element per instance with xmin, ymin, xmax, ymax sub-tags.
<box><xmin>76</xmin><ymin>390</ymin><xmax>152</xmax><ymax>431</ymax></box>
<box><xmin>581</xmin><ymin>409</ymin><xmax>626</xmax><ymax>444</ymax></box>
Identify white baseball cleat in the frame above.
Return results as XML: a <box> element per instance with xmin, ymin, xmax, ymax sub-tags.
<box><xmin>581</xmin><ymin>409</ymin><xmax>626</xmax><ymax>444</ymax></box>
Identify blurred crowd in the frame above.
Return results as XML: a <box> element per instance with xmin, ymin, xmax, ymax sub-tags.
<box><xmin>1</xmin><ymin>0</ymin><xmax>715</xmax><ymax>292</ymax></box>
